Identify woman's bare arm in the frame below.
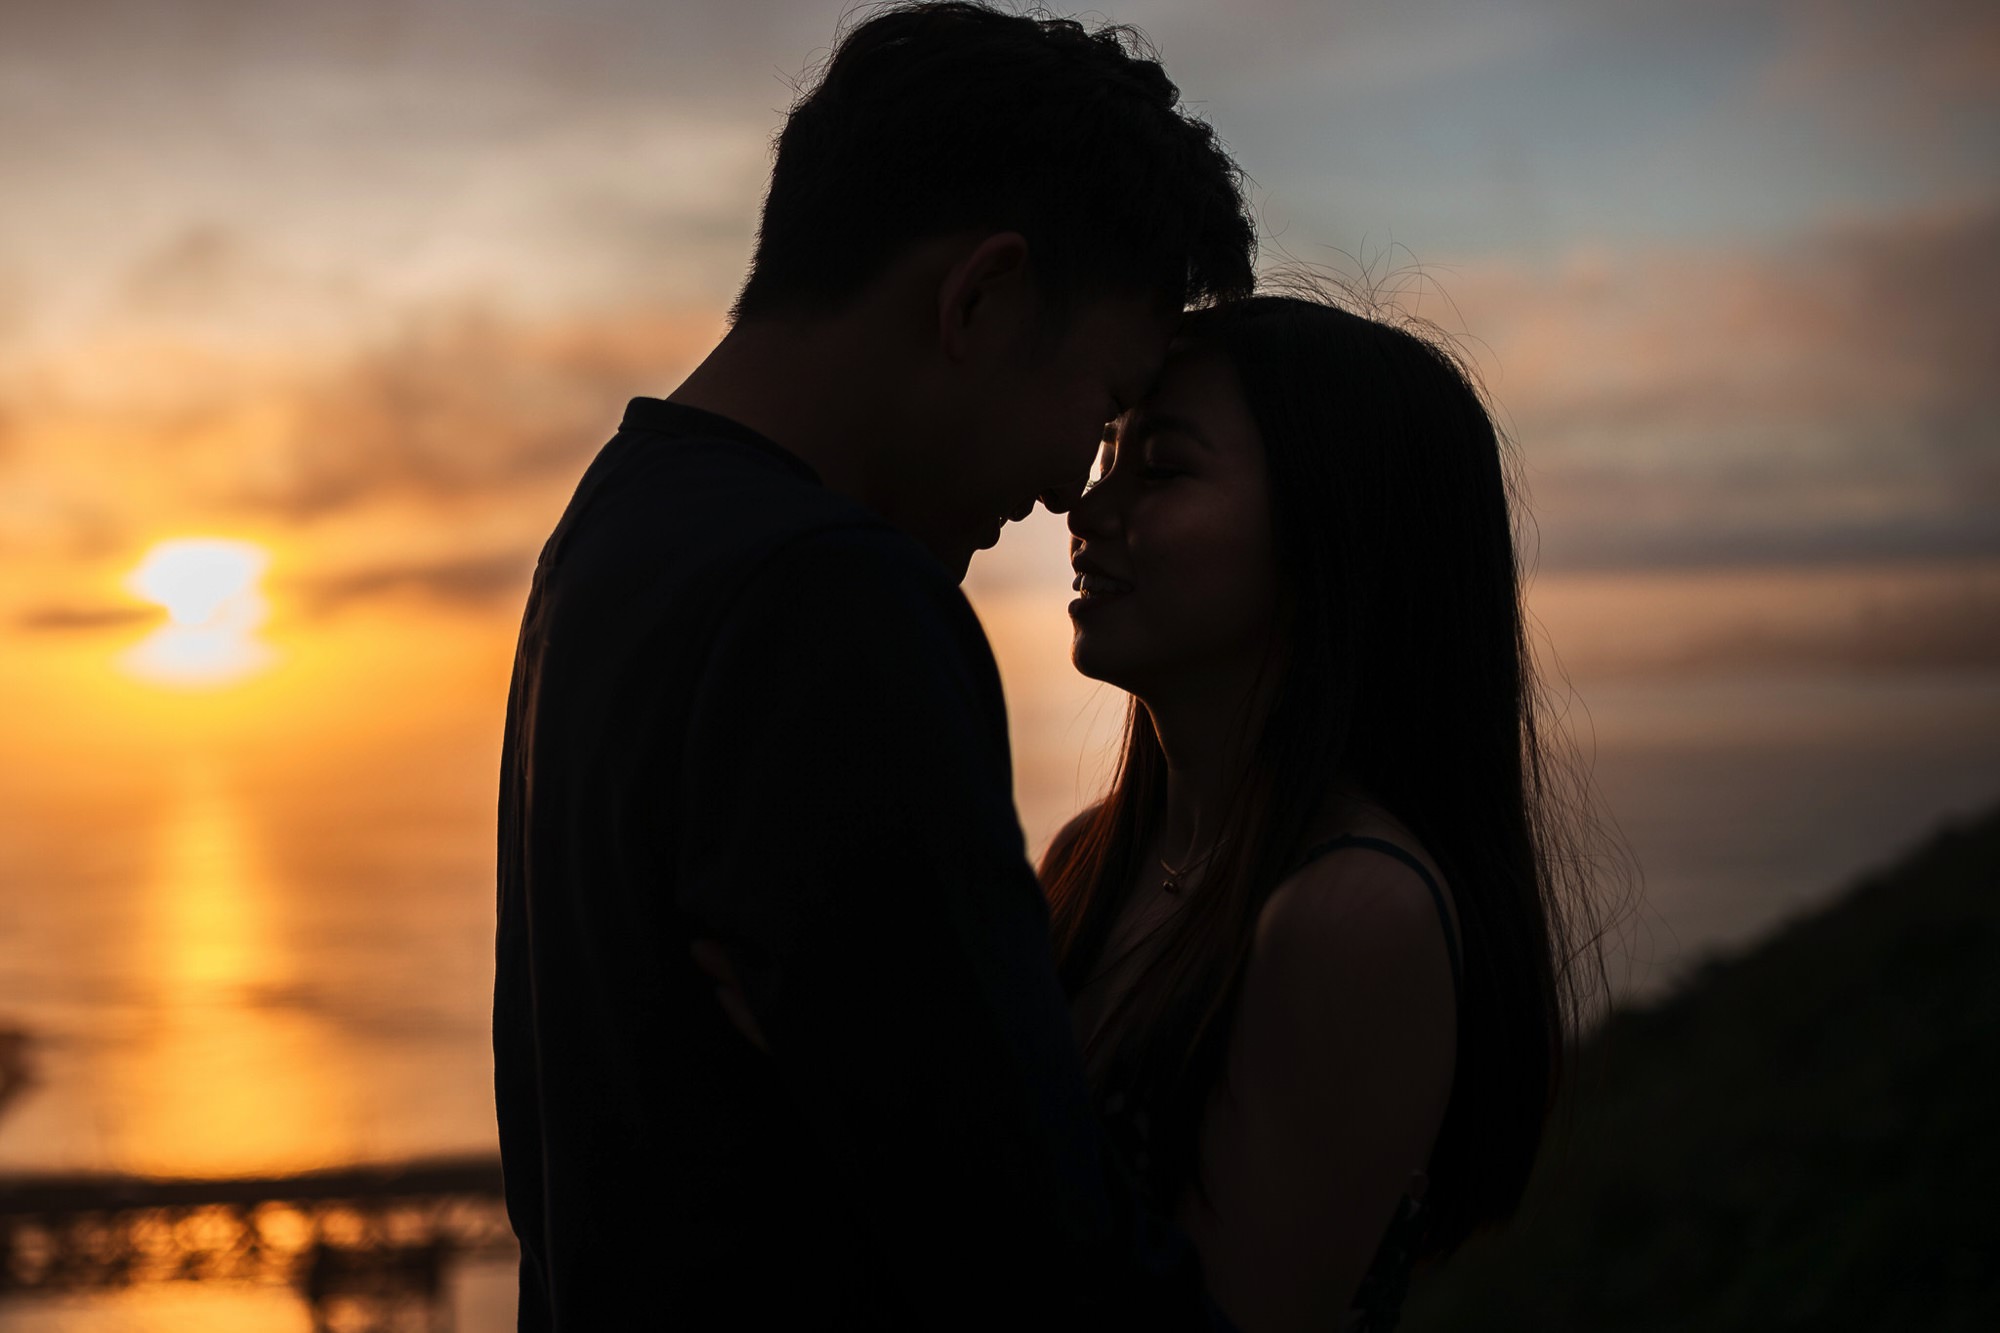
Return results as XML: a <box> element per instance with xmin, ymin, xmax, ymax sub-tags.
<box><xmin>1176</xmin><ymin>849</ymin><xmax>1459</xmax><ymax>1332</ymax></box>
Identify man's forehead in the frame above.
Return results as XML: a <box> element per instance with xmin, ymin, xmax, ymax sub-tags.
<box><xmin>1070</xmin><ymin>297</ymin><xmax>1178</xmax><ymax>380</ymax></box>
<box><xmin>1069</xmin><ymin>291</ymin><xmax>1176</xmax><ymax>341</ymax></box>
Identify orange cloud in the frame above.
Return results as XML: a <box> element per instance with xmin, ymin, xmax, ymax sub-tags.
<box><xmin>1446</xmin><ymin>201</ymin><xmax>2000</xmax><ymax>569</ymax></box>
<box><xmin>227</xmin><ymin>305</ymin><xmax>721</xmax><ymax>519</ymax></box>
<box><xmin>0</xmin><ymin>303</ymin><xmax>716</xmax><ymax>526</ymax></box>
<box><xmin>1535</xmin><ymin>562</ymin><xmax>2000</xmax><ymax>681</ymax></box>
<box><xmin>1765</xmin><ymin>0</ymin><xmax>2000</xmax><ymax>115</ymax></box>
<box><xmin>0</xmin><ymin>300</ymin><xmax>717</xmax><ymax>633</ymax></box>
<box><xmin>288</xmin><ymin>549</ymin><xmax>537</xmax><ymax>616</ymax></box>
<box><xmin>14</xmin><ymin>604</ymin><xmax>157</xmax><ymax>633</ymax></box>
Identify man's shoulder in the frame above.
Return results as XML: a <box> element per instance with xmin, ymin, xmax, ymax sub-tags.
<box><xmin>542</xmin><ymin>412</ymin><xmax>926</xmax><ymax>599</ymax></box>
<box><xmin>537</xmin><ymin>411</ymin><xmax>981</xmax><ymax>663</ymax></box>
<box><xmin>572</xmin><ymin>417</ymin><xmax>865</xmax><ymax>550</ymax></box>
<box><xmin>721</xmin><ymin>521</ymin><xmax>985</xmax><ymax>691</ymax></box>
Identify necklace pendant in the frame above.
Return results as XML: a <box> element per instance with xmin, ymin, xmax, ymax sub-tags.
<box><xmin>1157</xmin><ymin>838</ymin><xmax>1224</xmax><ymax>898</ymax></box>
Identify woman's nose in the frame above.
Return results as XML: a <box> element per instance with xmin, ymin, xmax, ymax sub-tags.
<box><xmin>1066</xmin><ymin>473</ymin><xmax>1121</xmax><ymax>541</ymax></box>
<box><xmin>1041</xmin><ymin>436</ymin><xmax>1103</xmax><ymax>515</ymax></box>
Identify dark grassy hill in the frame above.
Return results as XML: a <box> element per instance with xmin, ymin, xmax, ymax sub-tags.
<box><xmin>1401</xmin><ymin>800</ymin><xmax>2000</xmax><ymax>1332</ymax></box>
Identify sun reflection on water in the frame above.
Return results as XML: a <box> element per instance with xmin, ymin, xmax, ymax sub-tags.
<box><xmin>108</xmin><ymin>766</ymin><xmax>356</xmax><ymax>1179</ymax></box>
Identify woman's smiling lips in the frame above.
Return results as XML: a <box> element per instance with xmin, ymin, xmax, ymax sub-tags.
<box><xmin>1068</xmin><ymin>557</ymin><xmax>1134</xmax><ymax>615</ymax></box>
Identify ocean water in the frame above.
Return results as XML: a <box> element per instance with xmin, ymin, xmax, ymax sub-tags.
<box><xmin>0</xmin><ymin>592</ymin><xmax>1994</xmax><ymax>1329</ymax></box>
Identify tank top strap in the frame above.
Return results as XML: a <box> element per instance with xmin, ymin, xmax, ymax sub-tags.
<box><xmin>1292</xmin><ymin>834</ymin><xmax>1463</xmax><ymax>1001</ymax></box>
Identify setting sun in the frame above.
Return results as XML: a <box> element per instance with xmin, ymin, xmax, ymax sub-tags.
<box><xmin>121</xmin><ymin>538</ymin><xmax>278</xmax><ymax>686</ymax></box>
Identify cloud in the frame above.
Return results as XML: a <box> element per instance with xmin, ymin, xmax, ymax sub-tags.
<box><xmin>1764</xmin><ymin>0</ymin><xmax>2000</xmax><ymax>116</ymax></box>
<box><xmin>119</xmin><ymin>225</ymin><xmax>258</xmax><ymax>313</ymax></box>
<box><xmin>1530</xmin><ymin>561</ymin><xmax>2000</xmax><ymax>680</ymax></box>
<box><xmin>11</xmin><ymin>549</ymin><xmax>538</xmax><ymax>633</ymax></box>
<box><xmin>12</xmin><ymin>604</ymin><xmax>156</xmax><ymax>633</ymax></box>
<box><xmin>290</xmin><ymin>549</ymin><xmax>536</xmax><ymax>615</ymax></box>
<box><xmin>1440</xmin><ymin>201</ymin><xmax>2000</xmax><ymax>571</ymax></box>
<box><xmin>238</xmin><ymin>305</ymin><xmax>719</xmax><ymax>520</ymax></box>
<box><xmin>1664</xmin><ymin>581</ymin><xmax>2000</xmax><ymax>676</ymax></box>
<box><xmin>0</xmin><ymin>301</ymin><xmax>719</xmax><ymax>543</ymax></box>
<box><xmin>0</xmin><ymin>296</ymin><xmax>719</xmax><ymax>640</ymax></box>
<box><xmin>0</xmin><ymin>0</ymin><xmax>846</xmax><ymax>127</ymax></box>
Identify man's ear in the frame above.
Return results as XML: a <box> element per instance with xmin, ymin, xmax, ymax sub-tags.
<box><xmin>936</xmin><ymin>231</ymin><xmax>1032</xmax><ymax>364</ymax></box>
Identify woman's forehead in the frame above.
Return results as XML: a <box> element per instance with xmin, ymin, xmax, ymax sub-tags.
<box><xmin>1149</xmin><ymin>341</ymin><xmax>1232</xmax><ymax>398</ymax></box>
<box><xmin>1131</xmin><ymin>345</ymin><xmax>1256</xmax><ymax>448</ymax></box>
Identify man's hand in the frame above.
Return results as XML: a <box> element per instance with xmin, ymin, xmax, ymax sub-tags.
<box><xmin>690</xmin><ymin>939</ymin><xmax>770</xmax><ymax>1053</ymax></box>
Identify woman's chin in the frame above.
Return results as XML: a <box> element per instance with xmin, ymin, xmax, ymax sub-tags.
<box><xmin>1069</xmin><ymin>635</ymin><xmax>1144</xmax><ymax>691</ymax></box>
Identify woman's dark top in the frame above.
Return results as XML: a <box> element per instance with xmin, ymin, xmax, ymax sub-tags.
<box><xmin>494</xmin><ymin>399</ymin><xmax>1228</xmax><ymax>1330</ymax></box>
<box><xmin>1094</xmin><ymin>833</ymin><xmax>1464</xmax><ymax>1333</ymax></box>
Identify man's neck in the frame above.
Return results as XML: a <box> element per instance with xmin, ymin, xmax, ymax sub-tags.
<box><xmin>668</xmin><ymin>316</ymin><xmax>899</xmax><ymax>507</ymax></box>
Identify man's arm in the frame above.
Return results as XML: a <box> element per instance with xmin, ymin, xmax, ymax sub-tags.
<box><xmin>677</xmin><ymin>525</ymin><xmax>1227</xmax><ymax>1330</ymax></box>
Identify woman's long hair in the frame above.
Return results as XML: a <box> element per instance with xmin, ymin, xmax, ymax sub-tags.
<box><xmin>1040</xmin><ymin>291</ymin><xmax>1610</xmax><ymax>1255</ymax></box>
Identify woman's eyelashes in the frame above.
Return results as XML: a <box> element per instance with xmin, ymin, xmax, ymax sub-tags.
<box><xmin>1097</xmin><ymin>447</ymin><xmax>1186</xmax><ymax>487</ymax></box>
<box><xmin>1135</xmin><ymin>444</ymin><xmax>1189</xmax><ymax>483</ymax></box>
<box><xmin>1090</xmin><ymin>431</ymin><xmax>1189</xmax><ymax>489</ymax></box>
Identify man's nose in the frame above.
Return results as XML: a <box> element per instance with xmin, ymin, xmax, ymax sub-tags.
<box><xmin>1041</xmin><ymin>450</ymin><xmax>1107</xmax><ymax>515</ymax></box>
<box><xmin>1038</xmin><ymin>480</ymin><xmax>1085</xmax><ymax>515</ymax></box>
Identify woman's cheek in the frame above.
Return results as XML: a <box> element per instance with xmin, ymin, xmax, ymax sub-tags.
<box><xmin>1176</xmin><ymin>515</ymin><xmax>1274</xmax><ymax>648</ymax></box>
<box><xmin>1147</xmin><ymin>545</ymin><xmax>1247</xmax><ymax>642</ymax></box>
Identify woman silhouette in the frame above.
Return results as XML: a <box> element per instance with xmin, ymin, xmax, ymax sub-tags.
<box><xmin>1045</xmin><ymin>292</ymin><xmax>1607</xmax><ymax>1332</ymax></box>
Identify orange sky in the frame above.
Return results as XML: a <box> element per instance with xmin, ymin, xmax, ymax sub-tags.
<box><xmin>1</xmin><ymin>0</ymin><xmax>1995</xmax><ymax>794</ymax></box>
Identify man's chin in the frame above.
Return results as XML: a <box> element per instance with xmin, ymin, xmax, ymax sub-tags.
<box><xmin>903</xmin><ymin>524</ymin><xmax>981</xmax><ymax>584</ymax></box>
<box><xmin>954</xmin><ymin>516</ymin><xmax>1007</xmax><ymax>581</ymax></box>
<box><xmin>940</xmin><ymin>533</ymin><xmax>981</xmax><ymax>584</ymax></box>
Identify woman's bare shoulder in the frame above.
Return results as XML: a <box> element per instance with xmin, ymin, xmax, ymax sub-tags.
<box><xmin>1184</xmin><ymin>813</ymin><xmax>1460</xmax><ymax>1325</ymax></box>
<box><xmin>1254</xmin><ymin>843</ymin><xmax>1458</xmax><ymax>1014</ymax></box>
<box><xmin>1235</xmin><ymin>823</ymin><xmax>1460</xmax><ymax>1102</ymax></box>
<box><xmin>1293</xmin><ymin>797</ymin><xmax>1460</xmax><ymax>959</ymax></box>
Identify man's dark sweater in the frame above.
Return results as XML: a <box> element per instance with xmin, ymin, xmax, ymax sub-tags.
<box><xmin>494</xmin><ymin>399</ymin><xmax>1213</xmax><ymax>1328</ymax></box>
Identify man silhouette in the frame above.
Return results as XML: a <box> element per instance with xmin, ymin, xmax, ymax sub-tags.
<box><xmin>494</xmin><ymin>4</ymin><xmax>1255</xmax><ymax>1327</ymax></box>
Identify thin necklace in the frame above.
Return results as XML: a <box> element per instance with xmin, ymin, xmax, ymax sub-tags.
<box><xmin>1078</xmin><ymin>838</ymin><xmax>1226</xmax><ymax>995</ymax></box>
<box><xmin>1158</xmin><ymin>838</ymin><xmax>1226</xmax><ymax>895</ymax></box>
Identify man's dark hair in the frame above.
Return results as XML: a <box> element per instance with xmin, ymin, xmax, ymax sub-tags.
<box><xmin>733</xmin><ymin>2</ymin><xmax>1256</xmax><ymax>322</ymax></box>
